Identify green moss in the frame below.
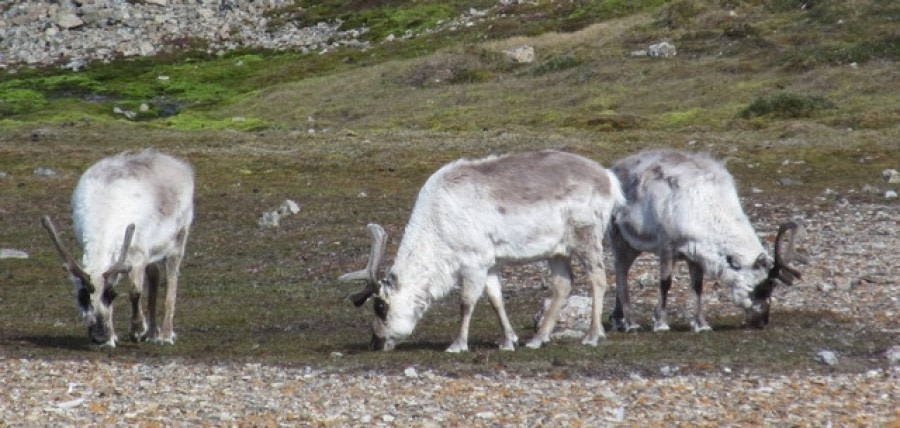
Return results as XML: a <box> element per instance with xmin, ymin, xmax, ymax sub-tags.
<box><xmin>0</xmin><ymin>88</ymin><xmax>48</xmax><ymax>116</ymax></box>
<box><xmin>659</xmin><ymin>108</ymin><xmax>703</xmax><ymax>126</ymax></box>
<box><xmin>163</xmin><ymin>112</ymin><xmax>269</xmax><ymax>131</ymax></box>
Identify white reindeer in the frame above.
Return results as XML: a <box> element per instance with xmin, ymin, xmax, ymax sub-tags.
<box><xmin>42</xmin><ymin>149</ymin><xmax>194</xmax><ymax>347</ymax></box>
<box><xmin>339</xmin><ymin>150</ymin><xmax>624</xmax><ymax>352</ymax></box>
<box><xmin>607</xmin><ymin>149</ymin><xmax>801</xmax><ymax>333</ymax></box>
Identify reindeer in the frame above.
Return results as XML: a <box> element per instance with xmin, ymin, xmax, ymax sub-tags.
<box><xmin>607</xmin><ymin>149</ymin><xmax>802</xmax><ymax>333</ymax></box>
<box><xmin>339</xmin><ymin>150</ymin><xmax>624</xmax><ymax>351</ymax></box>
<box><xmin>42</xmin><ymin>150</ymin><xmax>194</xmax><ymax>347</ymax></box>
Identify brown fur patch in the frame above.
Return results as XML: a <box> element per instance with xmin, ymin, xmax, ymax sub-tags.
<box><xmin>450</xmin><ymin>151</ymin><xmax>611</xmax><ymax>208</ymax></box>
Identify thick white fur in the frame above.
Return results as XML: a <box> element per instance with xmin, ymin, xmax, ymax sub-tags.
<box><xmin>372</xmin><ymin>150</ymin><xmax>624</xmax><ymax>351</ymax></box>
<box><xmin>610</xmin><ymin>149</ymin><xmax>769</xmax><ymax>332</ymax></box>
<box><xmin>71</xmin><ymin>149</ymin><xmax>193</xmax><ymax>347</ymax></box>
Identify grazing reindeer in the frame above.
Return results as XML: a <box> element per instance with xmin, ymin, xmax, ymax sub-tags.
<box><xmin>608</xmin><ymin>149</ymin><xmax>802</xmax><ymax>332</ymax></box>
<box><xmin>340</xmin><ymin>150</ymin><xmax>624</xmax><ymax>351</ymax></box>
<box><xmin>42</xmin><ymin>150</ymin><xmax>194</xmax><ymax>347</ymax></box>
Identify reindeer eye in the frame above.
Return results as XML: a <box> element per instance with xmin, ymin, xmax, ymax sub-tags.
<box><xmin>101</xmin><ymin>288</ymin><xmax>118</xmax><ymax>305</ymax></box>
<box><xmin>77</xmin><ymin>288</ymin><xmax>91</xmax><ymax>308</ymax></box>
<box><xmin>373</xmin><ymin>298</ymin><xmax>389</xmax><ymax>321</ymax></box>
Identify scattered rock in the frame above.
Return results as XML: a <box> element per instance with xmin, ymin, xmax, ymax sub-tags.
<box><xmin>113</xmin><ymin>106</ymin><xmax>137</xmax><ymax>120</ymax></box>
<box><xmin>885</xmin><ymin>190</ymin><xmax>897</xmax><ymax>199</ymax></box>
<box><xmin>258</xmin><ymin>199</ymin><xmax>301</xmax><ymax>228</ymax></box>
<box><xmin>648</xmin><ymin>41</ymin><xmax>677</xmax><ymax>58</ymax></box>
<box><xmin>815</xmin><ymin>350</ymin><xmax>839</xmax><ymax>366</ymax></box>
<box><xmin>56</xmin><ymin>13</ymin><xmax>84</xmax><ymax>30</ymax></box>
<box><xmin>33</xmin><ymin>168</ymin><xmax>56</xmax><ymax>177</ymax></box>
<box><xmin>533</xmin><ymin>295</ymin><xmax>592</xmax><ymax>339</ymax></box>
<box><xmin>0</xmin><ymin>249</ymin><xmax>29</xmax><ymax>259</ymax></box>
<box><xmin>403</xmin><ymin>367</ymin><xmax>418</xmax><ymax>378</ymax></box>
<box><xmin>779</xmin><ymin>178</ymin><xmax>802</xmax><ymax>186</ymax></box>
<box><xmin>504</xmin><ymin>45</ymin><xmax>535</xmax><ymax>64</ymax></box>
<box><xmin>886</xmin><ymin>345</ymin><xmax>900</xmax><ymax>364</ymax></box>
<box><xmin>882</xmin><ymin>169</ymin><xmax>899</xmax><ymax>184</ymax></box>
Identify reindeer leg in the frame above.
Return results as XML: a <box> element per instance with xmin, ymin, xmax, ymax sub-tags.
<box><xmin>687</xmin><ymin>261</ymin><xmax>711</xmax><ymax>332</ymax></box>
<box><xmin>527</xmin><ymin>257</ymin><xmax>573</xmax><ymax>349</ymax></box>
<box><xmin>156</xmin><ymin>254</ymin><xmax>182</xmax><ymax>345</ymax></box>
<box><xmin>141</xmin><ymin>263</ymin><xmax>161</xmax><ymax>342</ymax></box>
<box><xmin>128</xmin><ymin>264</ymin><xmax>148</xmax><ymax>342</ymax></box>
<box><xmin>611</xmin><ymin>230</ymin><xmax>642</xmax><ymax>333</ymax></box>
<box><xmin>484</xmin><ymin>270</ymin><xmax>518</xmax><ymax>351</ymax></box>
<box><xmin>653</xmin><ymin>253</ymin><xmax>674</xmax><ymax>332</ymax></box>
<box><xmin>447</xmin><ymin>271</ymin><xmax>485</xmax><ymax>353</ymax></box>
<box><xmin>582</xmin><ymin>253</ymin><xmax>609</xmax><ymax>346</ymax></box>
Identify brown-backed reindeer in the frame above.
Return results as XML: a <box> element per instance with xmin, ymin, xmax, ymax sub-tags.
<box><xmin>608</xmin><ymin>149</ymin><xmax>802</xmax><ymax>333</ymax></box>
<box><xmin>340</xmin><ymin>150</ymin><xmax>624</xmax><ymax>351</ymax></box>
<box><xmin>43</xmin><ymin>150</ymin><xmax>194</xmax><ymax>347</ymax></box>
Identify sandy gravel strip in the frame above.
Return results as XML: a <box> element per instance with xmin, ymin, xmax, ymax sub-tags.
<box><xmin>2</xmin><ymin>358</ymin><xmax>897</xmax><ymax>426</ymax></box>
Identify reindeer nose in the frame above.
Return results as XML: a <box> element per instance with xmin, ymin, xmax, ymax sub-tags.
<box><xmin>370</xmin><ymin>333</ymin><xmax>386</xmax><ymax>351</ymax></box>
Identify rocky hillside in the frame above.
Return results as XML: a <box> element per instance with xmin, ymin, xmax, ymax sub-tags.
<box><xmin>0</xmin><ymin>0</ymin><xmax>365</xmax><ymax>69</ymax></box>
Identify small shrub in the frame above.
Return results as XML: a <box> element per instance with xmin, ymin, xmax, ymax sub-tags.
<box><xmin>529</xmin><ymin>55</ymin><xmax>583</xmax><ymax>77</ymax></box>
<box><xmin>656</xmin><ymin>0</ymin><xmax>704</xmax><ymax>29</ymax></box>
<box><xmin>738</xmin><ymin>92</ymin><xmax>834</xmax><ymax>119</ymax></box>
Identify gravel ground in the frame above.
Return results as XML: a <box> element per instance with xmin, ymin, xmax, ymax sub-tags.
<box><xmin>1</xmin><ymin>199</ymin><xmax>897</xmax><ymax>426</ymax></box>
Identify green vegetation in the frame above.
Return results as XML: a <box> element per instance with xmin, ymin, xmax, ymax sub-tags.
<box><xmin>738</xmin><ymin>92</ymin><xmax>835</xmax><ymax>119</ymax></box>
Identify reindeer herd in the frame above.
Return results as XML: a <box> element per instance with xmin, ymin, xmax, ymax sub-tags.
<box><xmin>42</xmin><ymin>148</ymin><xmax>802</xmax><ymax>351</ymax></box>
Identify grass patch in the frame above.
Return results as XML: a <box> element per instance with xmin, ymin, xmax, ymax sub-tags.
<box><xmin>0</xmin><ymin>89</ymin><xmax>47</xmax><ymax>116</ymax></box>
<box><xmin>738</xmin><ymin>92</ymin><xmax>835</xmax><ymax>120</ymax></box>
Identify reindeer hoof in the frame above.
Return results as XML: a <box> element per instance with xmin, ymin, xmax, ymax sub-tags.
<box><xmin>498</xmin><ymin>339</ymin><xmax>517</xmax><ymax>351</ymax></box>
<box><xmin>653</xmin><ymin>323</ymin><xmax>671</xmax><ymax>332</ymax></box>
<box><xmin>691</xmin><ymin>322</ymin><xmax>712</xmax><ymax>333</ymax></box>
<box><xmin>445</xmin><ymin>343</ymin><xmax>468</xmax><ymax>353</ymax></box>
<box><xmin>581</xmin><ymin>334</ymin><xmax>605</xmax><ymax>347</ymax></box>
<box><xmin>524</xmin><ymin>338</ymin><xmax>545</xmax><ymax>349</ymax></box>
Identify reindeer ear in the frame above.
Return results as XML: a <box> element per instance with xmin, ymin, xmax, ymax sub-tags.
<box><xmin>349</xmin><ymin>288</ymin><xmax>374</xmax><ymax>307</ymax></box>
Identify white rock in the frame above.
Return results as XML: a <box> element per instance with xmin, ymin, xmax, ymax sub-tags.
<box><xmin>34</xmin><ymin>168</ymin><xmax>57</xmax><ymax>177</ymax></box>
<box><xmin>56</xmin><ymin>13</ymin><xmax>84</xmax><ymax>29</ymax></box>
<box><xmin>887</xmin><ymin>345</ymin><xmax>900</xmax><ymax>364</ymax></box>
<box><xmin>648</xmin><ymin>41</ymin><xmax>677</xmax><ymax>58</ymax></box>
<box><xmin>258</xmin><ymin>199</ymin><xmax>301</xmax><ymax>227</ymax></box>
<box><xmin>403</xmin><ymin>367</ymin><xmax>418</xmax><ymax>378</ymax></box>
<box><xmin>885</xmin><ymin>190</ymin><xmax>897</xmax><ymax>199</ymax></box>
<box><xmin>815</xmin><ymin>350</ymin><xmax>839</xmax><ymax>366</ymax></box>
<box><xmin>0</xmin><ymin>249</ymin><xmax>29</xmax><ymax>259</ymax></box>
<box><xmin>504</xmin><ymin>45</ymin><xmax>534</xmax><ymax>64</ymax></box>
<box><xmin>883</xmin><ymin>169</ymin><xmax>900</xmax><ymax>183</ymax></box>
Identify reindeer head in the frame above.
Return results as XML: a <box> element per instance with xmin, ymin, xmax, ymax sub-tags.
<box><xmin>42</xmin><ymin>216</ymin><xmax>134</xmax><ymax>346</ymax></box>
<box><xmin>744</xmin><ymin>221</ymin><xmax>803</xmax><ymax>328</ymax></box>
<box><xmin>339</xmin><ymin>224</ymin><xmax>419</xmax><ymax>351</ymax></box>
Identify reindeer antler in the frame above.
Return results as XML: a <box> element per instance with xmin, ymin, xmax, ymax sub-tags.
<box><xmin>339</xmin><ymin>223</ymin><xmax>388</xmax><ymax>306</ymax></box>
<box><xmin>102</xmin><ymin>223</ymin><xmax>135</xmax><ymax>285</ymax></box>
<box><xmin>42</xmin><ymin>215</ymin><xmax>94</xmax><ymax>292</ymax></box>
<box><xmin>771</xmin><ymin>221</ymin><xmax>802</xmax><ymax>285</ymax></box>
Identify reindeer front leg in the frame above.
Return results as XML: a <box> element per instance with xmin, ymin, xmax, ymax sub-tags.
<box><xmin>484</xmin><ymin>270</ymin><xmax>518</xmax><ymax>351</ymax></box>
<box><xmin>447</xmin><ymin>271</ymin><xmax>486</xmax><ymax>353</ymax></box>
<box><xmin>687</xmin><ymin>261</ymin><xmax>711</xmax><ymax>332</ymax></box>
<box><xmin>653</xmin><ymin>253</ymin><xmax>675</xmax><ymax>332</ymax></box>
<box><xmin>157</xmin><ymin>255</ymin><xmax>182</xmax><ymax>344</ymax></box>
<box><xmin>128</xmin><ymin>265</ymin><xmax>148</xmax><ymax>342</ymax></box>
<box><xmin>527</xmin><ymin>257</ymin><xmax>573</xmax><ymax>349</ymax></box>
<box><xmin>140</xmin><ymin>263</ymin><xmax>162</xmax><ymax>342</ymax></box>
